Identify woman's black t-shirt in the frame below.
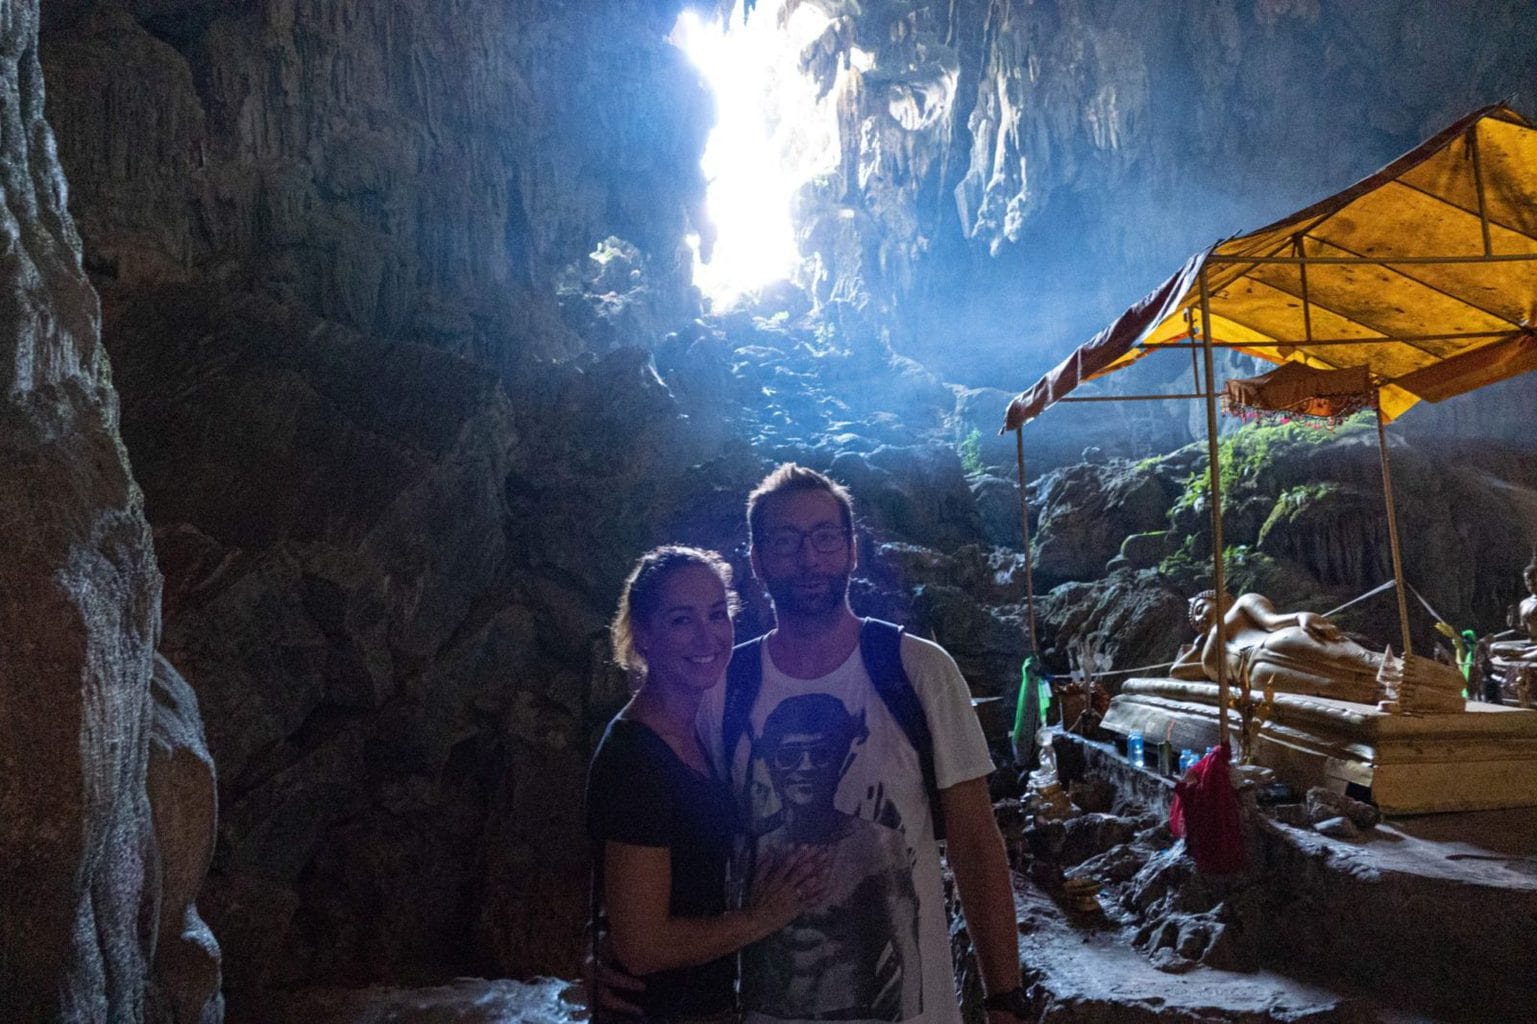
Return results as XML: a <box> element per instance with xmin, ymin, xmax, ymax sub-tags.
<box><xmin>587</xmin><ymin>717</ymin><xmax>738</xmax><ymax>1020</ymax></box>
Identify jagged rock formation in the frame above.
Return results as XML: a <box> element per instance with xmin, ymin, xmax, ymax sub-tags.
<box><xmin>262</xmin><ymin>977</ymin><xmax>582</xmax><ymax>1024</ymax></box>
<box><xmin>1028</xmin><ymin>421</ymin><xmax>1537</xmax><ymax>673</ymax></box>
<box><xmin>1028</xmin><ymin>739</ymin><xmax>1537</xmax><ymax>1021</ymax></box>
<box><xmin>42</xmin><ymin>0</ymin><xmax>709</xmax><ymax>367</ymax></box>
<box><xmin>34</xmin><ymin>1</ymin><xmax>719</xmax><ymax>1007</ymax></box>
<box><xmin>104</xmin><ymin>284</ymin><xmax>606</xmax><ymax>996</ymax></box>
<box><xmin>1032</xmin><ymin>460</ymin><xmax>1181</xmax><ymax>588</ymax></box>
<box><xmin>147</xmin><ymin>656</ymin><xmax>224</xmax><ymax>1024</ymax></box>
<box><xmin>0</xmin><ymin>1</ymin><xmax>219</xmax><ymax>1020</ymax></box>
<box><xmin>797</xmin><ymin>0</ymin><xmax>1537</xmax><ymax>390</ymax></box>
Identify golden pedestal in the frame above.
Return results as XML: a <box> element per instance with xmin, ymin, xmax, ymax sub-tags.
<box><xmin>1102</xmin><ymin>678</ymin><xmax>1537</xmax><ymax>814</ymax></box>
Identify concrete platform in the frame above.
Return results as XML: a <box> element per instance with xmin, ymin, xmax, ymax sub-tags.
<box><xmin>1102</xmin><ymin>678</ymin><xmax>1537</xmax><ymax>813</ymax></box>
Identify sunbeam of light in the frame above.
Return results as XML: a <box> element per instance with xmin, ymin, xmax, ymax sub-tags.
<box><xmin>673</xmin><ymin>1</ymin><xmax>842</xmax><ymax>309</ymax></box>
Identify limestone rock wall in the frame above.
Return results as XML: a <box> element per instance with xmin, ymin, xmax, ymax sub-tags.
<box><xmin>1027</xmin><ymin>426</ymin><xmax>1537</xmax><ymax>673</ymax></box>
<box><xmin>101</xmin><ymin>284</ymin><xmax>566</xmax><ymax>997</ymax></box>
<box><xmin>0</xmin><ymin>1</ymin><xmax>217</xmax><ymax>1020</ymax></box>
<box><xmin>146</xmin><ymin>655</ymin><xmax>224</xmax><ymax>1024</ymax></box>
<box><xmin>42</xmin><ymin>0</ymin><xmax>710</xmax><ymax>366</ymax></box>
<box><xmin>802</xmin><ymin>0</ymin><xmax>1537</xmax><ymax>388</ymax></box>
<box><xmin>36</xmin><ymin>0</ymin><xmax>722</xmax><ymax>1005</ymax></box>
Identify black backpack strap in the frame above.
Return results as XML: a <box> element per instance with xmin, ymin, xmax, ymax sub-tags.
<box><xmin>860</xmin><ymin>618</ymin><xmax>944</xmax><ymax>840</ymax></box>
<box><xmin>722</xmin><ymin>635</ymin><xmax>766</xmax><ymax>784</ymax></box>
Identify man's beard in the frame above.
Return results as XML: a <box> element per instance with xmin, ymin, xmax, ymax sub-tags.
<box><xmin>764</xmin><ymin>569</ymin><xmax>850</xmax><ymax>619</ymax></box>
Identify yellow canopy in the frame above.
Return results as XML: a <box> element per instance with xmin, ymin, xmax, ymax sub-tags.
<box><xmin>1004</xmin><ymin>104</ymin><xmax>1537</xmax><ymax>429</ymax></box>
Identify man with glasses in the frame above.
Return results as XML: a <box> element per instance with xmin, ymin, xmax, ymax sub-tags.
<box><xmin>700</xmin><ymin>463</ymin><xmax>1027</xmax><ymax>1024</ymax></box>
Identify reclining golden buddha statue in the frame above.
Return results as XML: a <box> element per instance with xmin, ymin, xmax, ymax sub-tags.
<box><xmin>1170</xmin><ymin>590</ymin><xmax>1382</xmax><ymax>703</ymax></box>
<box><xmin>1170</xmin><ymin>590</ymin><xmax>1465</xmax><ymax>713</ymax></box>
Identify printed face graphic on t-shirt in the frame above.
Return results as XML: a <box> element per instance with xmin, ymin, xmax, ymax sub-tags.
<box><xmin>743</xmin><ymin>692</ymin><xmax>922</xmax><ymax>1021</ymax></box>
<box><xmin>767</xmin><ymin>731</ymin><xmax>842</xmax><ymax>807</ymax></box>
<box><xmin>759</xmin><ymin>693</ymin><xmax>861</xmax><ymax>821</ymax></box>
<box><xmin>712</xmin><ymin>629</ymin><xmax>991</xmax><ymax>1024</ymax></box>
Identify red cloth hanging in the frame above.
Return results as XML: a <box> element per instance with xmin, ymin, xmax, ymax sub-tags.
<box><xmin>1170</xmin><ymin>743</ymin><xmax>1247</xmax><ymax>874</ymax></box>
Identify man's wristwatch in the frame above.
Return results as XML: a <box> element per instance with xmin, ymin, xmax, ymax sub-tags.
<box><xmin>982</xmin><ymin>987</ymin><xmax>1031</xmax><ymax>1018</ymax></box>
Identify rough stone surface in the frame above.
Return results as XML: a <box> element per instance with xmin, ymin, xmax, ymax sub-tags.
<box><xmin>808</xmin><ymin>0</ymin><xmax>1537</xmax><ymax>394</ymax></box>
<box><xmin>259</xmin><ymin>976</ymin><xmax>583</xmax><ymax>1024</ymax></box>
<box><xmin>1304</xmin><ymin>787</ymin><xmax>1380</xmax><ymax>831</ymax></box>
<box><xmin>1032</xmin><ymin>461</ymin><xmax>1179</xmax><ymax>588</ymax></box>
<box><xmin>1006</xmin><ymin>875</ymin><xmax>1378</xmax><ymax>1023</ymax></box>
<box><xmin>1025</xmin><ymin>423</ymin><xmax>1537</xmax><ymax>676</ymax></box>
<box><xmin>1311</xmin><ymin>815</ymin><xmax>1360</xmax><ymax>840</ymax></box>
<box><xmin>1163</xmin><ymin>424</ymin><xmax>1537</xmax><ymax>637</ymax></box>
<box><xmin>1035</xmin><ymin>569</ymin><xmax>1189</xmax><ymax>676</ymax></box>
<box><xmin>146</xmin><ymin>655</ymin><xmax>225</xmax><ymax>1024</ymax></box>
<box><xmin>1032</xmin><ymin>735</ymin><xmax>1537</xmax><ymax>1021</ymax></box>
<box><xmin>100</xmin><ymin>286</ymin><xmax>597</xmax><ymax>997</ymax></box>
<box><xmin>0</xmin><ymin>2</ymin><xmax>205</xmax><ymax>1020</ymax></box>
<box><xmin>42</xmin><ymin>0</ymin><xmax>710</xmax><ymax>367</ymax></box>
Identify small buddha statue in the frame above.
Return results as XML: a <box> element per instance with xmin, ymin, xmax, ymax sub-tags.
<box><xmin>1514</xmin><ymin>554</ymin><xmax>1537</xmax><ymax>645</ymax></box>
<box><xmin>1488</xmin><ymin>556</ymin><xmax>1537</xmax><ymax>699</ymax></box>
<box><xmin>1171</xmin><ymin>590</ymin><xmax>1383</xmax><ymax>704</ymax></box>
<box><xmin>1492</xmin><ymin>556</ymin><xmax>1537</xmax><ymax>653</ymax></box>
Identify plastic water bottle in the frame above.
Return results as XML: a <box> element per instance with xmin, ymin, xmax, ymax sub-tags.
<box><xmin>1126</xmin><ymin>731</ymin><xmax>1145</xmax><ymax>768</ymax></box>
<box><xmin>1178</xmin><ymin>749</ymin><xmax>1198</xmax><ymax>773</ymax></box>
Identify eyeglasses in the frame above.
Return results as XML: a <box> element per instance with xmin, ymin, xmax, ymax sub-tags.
<box><xmin>762</xmin><ymin>525</ymin><xmax>850</xmax><ymax>558</ymax></box>
<box><xmin>768</xmin><ymin>740</ymin><xmax>838</xmax><ymax>771</ymax></box>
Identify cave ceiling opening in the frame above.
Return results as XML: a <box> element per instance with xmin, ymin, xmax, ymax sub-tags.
<box><xmin>673</xmin><ymin>0</ymin><xmax>846</xmax><ymax>308</ymax></box>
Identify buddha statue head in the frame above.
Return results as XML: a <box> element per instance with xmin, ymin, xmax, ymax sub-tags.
<box><xmin>1187</xmin><ymin>590</ymin><xmax>1236</xmax><ymax>632</ymax></box>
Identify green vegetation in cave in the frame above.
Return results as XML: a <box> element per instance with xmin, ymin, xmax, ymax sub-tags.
<box><xmin>1168</xmin><ymin>415</ymin><xmax>1375</xmax><ymax>518</ymax></box>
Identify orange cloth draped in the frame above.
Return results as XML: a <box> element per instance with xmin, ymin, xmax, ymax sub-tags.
<box><xmin>1221</xmin><ymin>362</ymin><xmax>1373</xmax><ymax>421</ymax></box>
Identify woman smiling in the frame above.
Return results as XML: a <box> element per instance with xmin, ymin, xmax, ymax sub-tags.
<box><xmin>587</xmin><ymin>546</ymin><xmax>827</xmax><ymax>1024</ymax></box>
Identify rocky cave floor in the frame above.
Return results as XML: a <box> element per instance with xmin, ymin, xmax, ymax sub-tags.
<box><xmin>251</xmin><ymin>734</ymin><xmax>1537</xmax><ymax>1024</ymax></box>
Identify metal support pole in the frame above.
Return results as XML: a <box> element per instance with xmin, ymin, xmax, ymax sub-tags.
<box><xmin>1202</xmin><ymin>252</ymin><xmax>1537</xmax><ymax>266</ymax></box>
<box><xmin>1186</xmin><ymin>308</ymin><xmax>1201</xmax><ymax>390</ymax></box>
<box><xmin>1375</xmin><ymin>393</ymin><xmax>1414</xmax><ymax>656</ymax></box>
<box><xmin>1469</xmin><ymin>126</ymin><xmax>1494</xmax><ymax>257</ymax></box>
<box><xmin>1015</xmin><ymin>426</ymin><xmax>1040</xmax><ymax>658</ymax></box>
<box><xmin>1197</xmin><ymin>269</ymin><xmax>1231</xmax><ymax>745</ymax></box>
<box><xmin>1295</xmin><ymin>234</ymin><xmax>1314</xmax><ymax>344</ymax></box>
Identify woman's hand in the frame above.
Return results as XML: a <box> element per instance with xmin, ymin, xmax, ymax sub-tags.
<box><xmin>747</xmin><ymin>846</ymin><xmax>831</xmax><ymax>932</ymax></box>
<box><xmin>604</xmin><ymin>839</ymin><xmax>827</xmax><ymax>975</ymax></box>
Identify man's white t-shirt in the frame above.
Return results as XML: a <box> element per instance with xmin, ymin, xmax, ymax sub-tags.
<box><xmin>699</xmin><ymin>630</ymin><xmax>994</xmax><ymax>1024</ymax></box>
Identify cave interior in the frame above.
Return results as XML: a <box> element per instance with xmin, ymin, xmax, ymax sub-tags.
<box><xmin>7</xmin><ymin>1</ymin><xmax>1537</xmax><ymax>1022</ymax></box>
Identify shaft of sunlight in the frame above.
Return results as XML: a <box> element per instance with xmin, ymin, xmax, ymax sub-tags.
<box><xmin>672</xmin><ymin>1</ymin><xmax>842</xmax><ymax>309</ymax></box>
